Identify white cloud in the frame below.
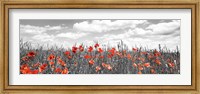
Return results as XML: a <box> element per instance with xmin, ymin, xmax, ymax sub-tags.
<box><xmin>20</xmin><ymin>25</ymin><xmax>46</xmax><ymax>34</ymax></box>
<box><xmin>73</xmin><ymin>20</ymin><xmax>147</xmax><ymax>33</ymax></box>
<box><xmin>56</xmin><ymin>32</ymin><xmax>88</xmax><ymax>39</ymax></box>
<box><xmin>32</xmin><ymin>33</ymin><xmax>55</xmax><ymax>42</ymax></box>
<box><xmin>48</xmin><ymin>26</ymin><xmax>63</xmax><ymax>30</ymax></box>
<box><xmin>20</xmin><ymin>25</ymin><xmax>68</xmax><ymax>34</ymax></box>
<box><xmin>146</xmin><ymin>20</ymin><xmax>180</xmax><ymax>35</ymax></box>
<box><xmin>95</xmin><ymin>28</ymin><xmax>152</xmax><ymax>41</ymax></box>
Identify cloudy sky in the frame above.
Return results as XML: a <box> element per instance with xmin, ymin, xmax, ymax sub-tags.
<box><xmin>20</xmin><ymin>19</ymin><xmax>180</xmax><ymax>51</ymax></box>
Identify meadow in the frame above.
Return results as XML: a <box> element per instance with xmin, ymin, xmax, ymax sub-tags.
<box><xmin>20</xmin><ymin>40</ymin><xmax>180</xmax><ymax>74</ymax></box>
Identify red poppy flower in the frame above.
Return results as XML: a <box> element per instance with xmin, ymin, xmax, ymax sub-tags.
<box><xmin>168</xmin><ymin>62</ymin><xmax>175</xmax><ymax>68</ymax></box>
<box><xmin>155</xmin><ymin>59</ymin><xmax>161</xmax><ymax>65</ymax></box>
<box><xmin>141</xmin><ymin>52</ymin><xmax>147</xmax><ymax>55</ymax></box>
<box><xmin>150</xmin><ymin>69</ymin><xmax>155</xmax><ymax>74</ymax></box>
<box><xmin>144</xmin><ymin>62</ymin><xmax>150</xmax><ymax>67</ymax></box>
<box><xmin>84</xmin><ymin>54</ymin><xmax>91</xmax><ymax>59</ymax></box>
<box><xmin>106</xmin><ymin>64</ymin><xmax>112</xmax><ymax>71</ymax></box>
<box><xmin>31</xmin><ymin>69</ymin><xmax>39</xmax><ymax>74</ymax></box>
<box><xmin>27</xmin><ymin>51</ymin><xmax>36</xmax><ymax>57</ymax></box>
<box><xmin>99</xmin><ymin>55</ymin><xmax>104</xmax><ymax>59</ymax></box>
<box><xmin>72</xmin><ymin>46</ymin><xmax>78</xmax><ymax>53</ymax></box>
<box><xmin>108</xmin><ymin>48</ymin><xmax>116</xmax><ymax>55</ymax></box>
<box><xmin>140</xmin><ymin>58</ymin><xmax>145</xmax><ymax>62</ymax></box>
<box><xmin>102</xmin><ymin>63</ymin><xmax>106</xmax><ymax>67</ymax></box>
<box><xmin>22</xmin><ymin>56</ymin><xmax>29</xmax><ymax>61</ymax></box>
<box><xmin>79</xmin><ymin>45</ymin><xmax>84</xmax><ymax>52</ymax></box>
<box><xmin>60</xmin><ymin>61</ymin><xmax>67</xmax><ymax>67</ymax></box>
<box><xmin>89</xmin><ymin>59</ymin><xmax>94</xmax><ymax>65</ymax></box>
<box><xmin>61</xmin><ymin>68</ymin><xmax>69</xmax><ymax>74</ymax></box>
<box><xmin>48</xmin><ymin>54</ymin><xmax>55</xmax><ymax>61</ymax></box>
<box><xmin>57</xmin><ymin>58</ymin><xmax>63</xmax><ymax>64</ymax></box>
<box><xmin>148</xmin><ymin>54</ymin><xmax>153</xmax><ymax>60</ymax></box>
<box><xmin>33</xmin><ymin>62</ymin><xmax>40</xmax><ymax>67</ymax></box>
<box><xmin>49</xmin><ymin>61</ymin><xmax>54</xmax><ymax>66</ymax></box>
<box><xmin>58</xmin><ymin>59</ymin><xmax>67</xmax><ymax>66</ymax></box>
<box><xmin>39</xmin><ymin>63</ymin><xmax>47</xmax><ymax>72</ymax></box>
<box><xmin>55</xmin><ymin>68</ymin><xmax>61</xmax><ymax>73</ymax></box>
<box><xmin>127</xmin><ymin>54</ymin><xmax>132</xmax><ymax>60</ymax></box>
<box><xmin>20</xmin><ymin>64</ymin><xmax>31</xmax><ymax>74</ymax></box>
<box><xmin>88</xmin><ymin>46</ymin><xmax>93</xmax><ymax>52</ymax></box>
<box><xmin>96</xmin><ymin>66</ymin><xmax>101</xmax><ymax>72</ymax></box>
<box><xmin>67</xmin><ymin>55</ymin><xmax>72</xmax><ymax>59</ymax></box>
<box><xmin>107</xmin><ymin>54</ymin><xmax>113</xmax><ymax>58</ymax></box>
<box><xmin>132</xmin><ymin>63</ymin><xmax>137</xmax><ymax>67</ymax></box>
<box><xmin>138</xmin><ymin>66</ymin><xmax>144</xmax><ymax>70</ymax></box>
<box><xmin>154</xmin><ymin>50</ymin><xmax>161</xmax><ymax>57</ymax></box>
<box><xmin>116</xmin><ymin>51</ymin><xmax>122</xmax><ymax>56</ymax></box>
<box><xmin>132</xmin><ymin>48</ymin><xmax>137</xmax><ymax>52</ymax></box>
<box><xmin>64</xmin><ymin>51</ymin><xmax>70</xmax><ymax>56</ymax></box>
<box><xmin>138</xmin><ymin>71</ymin><xmax>142</xmax><ymax>74</ymax></box>
<box><xmin>101</xmin><ymin>63</ymin><xmax>112</xmax><ymax>71</ymax></box>
<box><xmin>98</xmin><ymin>48</ymin><xmax>103</xmax><ymax>53</ymax></box>
<box><xmin>94</xmin><ymin>43</ymin><xmax>99</xmax><ymax>48</ymax></box>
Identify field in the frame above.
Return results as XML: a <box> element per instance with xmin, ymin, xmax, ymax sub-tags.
<box><xmin>20</xmin><ymin>40</ymin><xmax>180</xmax><ymax>74</ymax></box>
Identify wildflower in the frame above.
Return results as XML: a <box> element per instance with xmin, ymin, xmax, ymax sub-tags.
<box><xmin>138</xmin><ymin>66</ymin><xmax>144</xmax><ymax>70</ymax></box>
<box><xmin>98</xmin><ymin>48</ymin><xmax>103</xmax><ymax>53</ymax></box>
<box><xmin>108</xmin><ymin>48</ymin><xmax>115</xmax><ymax>54</ymax></box>
<box><xmin>99</xmin><ymin>55</ymin><xmax>104</xmax><ymax>59</ymax></box>
<box><xmin>101</xmin><ymin>63</ymin><xmax>112</xmax><ymax>71</ymax></box>
<box><xmin>107</xmin><ymin>54</ymin><xmax>113</xmax><ymax>58</ymax></box>
<box><xmin>154</xmin><ymin>49</ymin><xmax>161</xmax><ymax>57</ymax></box>
<box><xmin>20</xmin><ymin>64</ymin><xmax>30</xmax><ymax>74</ymax></box>
<box><xmin>132</xmin><ymin>48</ymin><xmax>137</xmax><ymax>52</ymax></box>
<box><xmin>138</xmin><ymin>71</ymin><xmax>142</xmax><ymax>74</ymax></box>
<box><xmin>168</xmin><ymin>62</ymin><xmax>175</xmax><ymax>68</ymax></box>
<box><xmin>55</xmin><ymin>67</ymin><xmax>61</xmax><ymax>73</ymax></box>
<box><xmin>132</xmin><ymin>63</ymin><xmax>137</xmax><ymax>67</ymax></box>
<box><xmin>150</xmin><ymin>69</ymin><xmax>155</xmax><ymax>74</ymax></box>
<box><xmin>49</xmin><ymin>61</ymin><xmax>54</xmax><ymax>66</ymax></box>
<box><xmin>48</xmin><ymin>54</ymin><xmax>55</xmax><ymax>61</ymax></box>
<box><xmin>27</xmin><ymin>51</ymin><xmax>36</xmax><ymax>57</ymax></box>
<box><xmin>67</xmin><ymin>55</ymin><xmax>72</xmax><ymax>59</ymax></box>
<box><xmin>79</xmin><ymin>45</ymin><xmax>84</xmax><ymax>52</ymax></box>
<box><xmin>144</xmin><ymin>62</ymin><xmax>150</xmax><ymax>67</ymax></box>
<box><xmin>33</xmin><ymin>62</ymin><xmax>40</xmax><ymax>67</ymax></box>
<box><xmin>61</xmin><ymin>68</ymin><xmax>69</xmax><ymax>74</ymax></box>
<box><xmin>72</xmin><ymin>46</ymin><xmax>78</xmax><ymax>53</ymax></box>
<box><xmin>84</xmin><ymin>54</ymin><xmax>91</xmax><ymax>59</ymax></box>
<box><xmin>89</xmin><ymin>59</ymin><xmax>94</xmax><ymax>65</ymax></box>
<box><xmin>148</xmin><ymin>54</ymin><xmax>153</xmax><ymax>60</ymax></box>
<box><xmin>39</xmin><ymin>63</ymin><xmax>47</xmax><ymax>72</ymax></box>
<box><xmin>102</xmin><ymin>63</ymin><xmax>106</xmax><ymax>67</ymax></box>
<box><xmin>155</xmin><ymin>59</ymin><xmax>161</xmax><ymax>65</ymax></box>
<box><xmin>22</xmin><ymin>56</ymin><xmax>29</xmax><ymax>61</ymax></box>
<box><xmin>107</xmin><ymin>64</ymin><xmax>112</xmax><ymax>70</ymax></box>
<box><xmin>31</xmin><ymin>69</ymin><xmax>39</xmax><ymax>74</ymax></box>
<box><xmin>96</xmin><ymin>66</ymin><xmax>101</xmax><ymax>72</ymax></box>
<box><xmin>60</xmin><ymin>61</ymin><xmax>66</xmax><ymax>67</ymax></box>
<box><xmin>88</xmin><ymin>46</ymin><xmax>93</xmax><ymax>52</ymax></box>
<box><xmin>116</xmin><ymin>51</ymin><xmax>122</xmax><ymax>56</ymax></box>
<box><xmin>127</xmin><ymin>54</ymin><xmax>132</xmax><ymax>60</ymax></box>
<box><xmin>94</xmin><ymin>43</ymin><xmax>99</xmax><ymax>48</ymax></box>
<box><xmin>64</xmin><ymin>51</ymin><xmax>70</xmax><ymax>56</ymax></box>
<box><xmin>141</xmin><ymin>58</ymin><xmax>145</xmax><ymax>62</ymax></box>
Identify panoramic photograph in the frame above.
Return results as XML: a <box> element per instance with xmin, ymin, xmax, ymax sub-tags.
<box><xmin>19</xmin><ymin>19</ymin><xmax>180</xmax><ymax>74</ymax></box>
